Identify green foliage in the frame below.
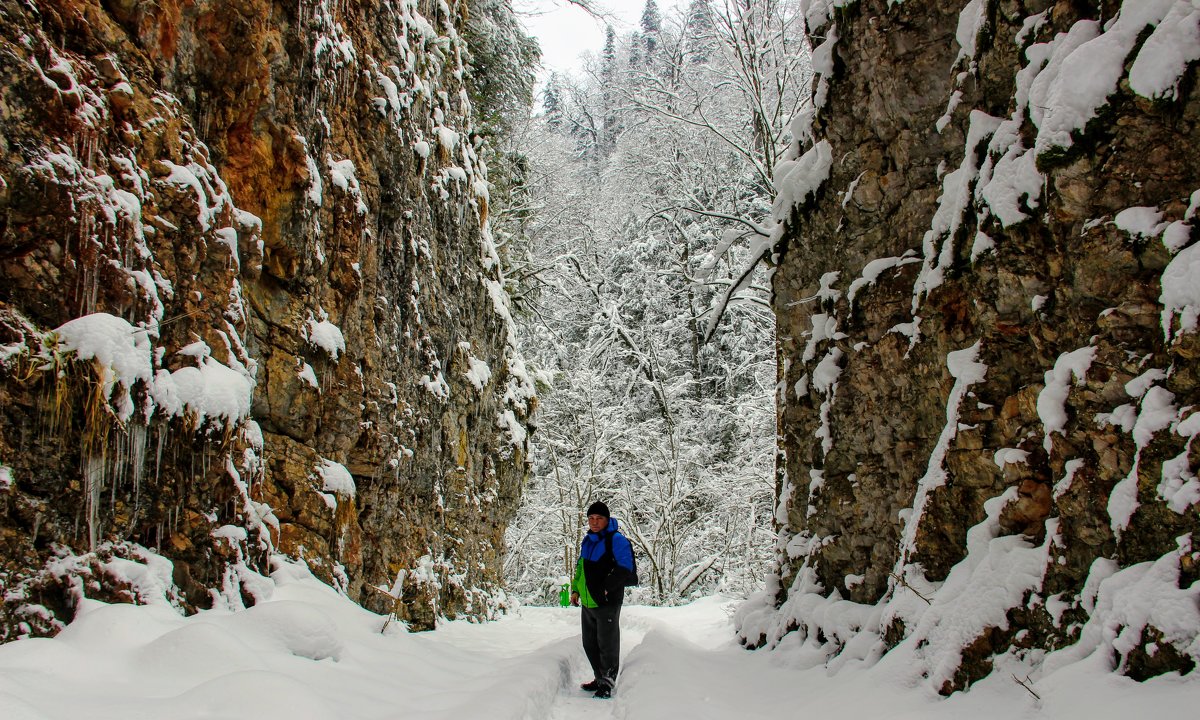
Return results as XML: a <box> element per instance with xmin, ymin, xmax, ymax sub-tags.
<box><xmin>684</xmin><ymin>0</ymin><xmax>717</xmax><ymax>64</ymax></box>
<box><xmin>462</xmin><ymin>0</ymin><xmax>540</xmax><ymax>297</ymax></box>
<box><xmin>641</xmin><ymin>0</ymin><xmax>662</xmax><ymax>56</ymax></box>
<box><xmin>463</xmin><ymin>0</ymin><xmax>539</xmax><ymax>137</ymax></box>
<box><xmin>542</xmin><ymin>73</ymin><xmax>565</xmax><ymax>129</ymax></box>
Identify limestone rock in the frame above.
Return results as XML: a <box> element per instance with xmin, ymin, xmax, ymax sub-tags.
<box><xmin>741</xmin><ymin>0</ymin><xmax>1200</xmax><ymax>693</ymax></box>
<box><xmin>0</xmin><ymin>0</ymin><xmax>530</xmax><ymax>639</ymax></box>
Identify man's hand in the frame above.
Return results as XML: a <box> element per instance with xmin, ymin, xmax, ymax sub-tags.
<box><xmin>569</xmin><ymin>591</ymin><xmax>580</xmax><ymax>607</ymax></box>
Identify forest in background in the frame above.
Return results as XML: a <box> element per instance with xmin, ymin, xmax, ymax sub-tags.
<box><xmin>496</xmin><ymin>0</ymin><xmax>811</xmax><ymax>604</ymax></box>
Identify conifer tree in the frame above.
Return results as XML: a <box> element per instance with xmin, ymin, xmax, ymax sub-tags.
<box><xmin>629</xmin><ymin>30</ymin><xmax>643</xmax><ymax>69</ymax></box>
<box><xmin>542</xmin><ymin>72</ymin><xmax>565</xmax><ymax>129</ymax></box>
<box><xmin>685</xmin><ymin>0</ymin><xmax>717</xmax><ymax>64</ymax></box>
<box><xmin>602</xmin><ymin>24</ymin><xmax>617</xmax><ymax>69</ymax></box>
<box><xmin>600</xmin><ymin>25</ymin><xmax>619</xmax><ymax>156</ymax></box>
<box><xmin>641</xmin><ymin>0</ymin><xmax>662</xmax><ymax>58</ymax></box>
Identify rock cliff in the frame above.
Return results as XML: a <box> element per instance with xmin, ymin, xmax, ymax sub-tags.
<box><xmin>0</xmin><ymin>0</ymin><xmax>533</xmax><ymax>638</ymax></box>
<box><xmin>739</xmin><ymin>0</ymin><xmax>1200</xmax><ymax>693</ymax></box>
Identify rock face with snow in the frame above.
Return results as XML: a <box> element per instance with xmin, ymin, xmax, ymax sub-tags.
<box><xmin>740</xmin><ymin>0</ymin><xmax>1200</xmax><ymax>693</ymax></box>
<box><xmin>0</xmin><ymin>0</ymin><xmax>532</xmax><ymax>638</ymax></box>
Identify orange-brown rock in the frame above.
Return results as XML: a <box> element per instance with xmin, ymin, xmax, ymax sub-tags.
<box><xmin>0</xmin><ymin>0</ymin><xmax>531</xmax><ymax>639</ymax></box>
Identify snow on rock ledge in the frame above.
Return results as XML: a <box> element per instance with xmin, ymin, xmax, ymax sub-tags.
<box><xmin>52</xmin><ymin>313</ymin><xmax>154</xmax><ymax>422</ymax></box>
<box><xmin>0</xmin><ymin>0</ymin><xmax>532</xmax><ymax>640</ymax></box>
<box><xmin>757</xmin><ymin>0</ymin><xmax>1200</xmax><ymax>696</ymax></box>
<box><xmin>772</xmin><ymin>140</ymin><xmax>833</xmax><ymax>225</ymax></box>
<box><xmin>51</xmin><ymin>314</ymin><xmax>255</xmax><ymax>430</ymax></box>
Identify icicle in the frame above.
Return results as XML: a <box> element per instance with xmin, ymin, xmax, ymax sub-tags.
<box><xmin>129</xmin><ymin>424</ymin><xmax>148</xmax><ymax>529</ymax></box>
<box><xmin>84</xmin><ymin>454</ymin><xmax>105</xmax><ymax>550</ymax></box>
<box><xmin>86</xmin><ymin>263</ymin><xmax>99</xmax><ymax>315</ymax></box>
<box><xmin>154</xmin><ymin>424</ymin><xmax>166</xmax><ymax>486</ymax></box>
<box><xmin>110</xmin><ymin>432</ymin><xmax>122</xmax><ymax>509</ymax></box>
<box><xmin>118</xmin><ymin>429</ymin><xmax>129</xmax><ymax>489</ymax></box>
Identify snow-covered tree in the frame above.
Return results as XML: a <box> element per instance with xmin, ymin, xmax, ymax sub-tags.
<box><xmin>641</xmin><ymin>0</ymin><xmax>662</xmax><ymax>57</ymax></box>
<box><xmin>503</xmin><ymin>0</ymin><xmax>809</xmax><ymax>605</ymax></box>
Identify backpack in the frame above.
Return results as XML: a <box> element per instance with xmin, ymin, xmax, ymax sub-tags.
<box><xmin>604</xmin><ymin>532</ymin><xmax>640</xmax><ymax>587</ymax></box>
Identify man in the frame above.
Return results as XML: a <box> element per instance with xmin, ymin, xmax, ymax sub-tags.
<box><xmin>569</xmin><ymin>501</ymin><xmax>635</xmax><ymax>699</ymax></box>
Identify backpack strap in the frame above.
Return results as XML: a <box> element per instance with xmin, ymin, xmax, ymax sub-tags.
<box><xmin>604</xmin><ymin>531</ymin><xmax>638</xmax><ymax>586</ymax></box>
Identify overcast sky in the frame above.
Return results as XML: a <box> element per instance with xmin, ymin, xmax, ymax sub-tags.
<box><xmin>519</xmin><ymin>0</ymin><xmax>686</xmax><ymax>78</ymax></box>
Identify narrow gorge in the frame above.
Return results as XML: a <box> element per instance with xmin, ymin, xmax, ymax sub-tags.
<box><xmin>1</xmin><ymin>0</ymin><xmax>1197</xmax><ymax>701</ymax></box>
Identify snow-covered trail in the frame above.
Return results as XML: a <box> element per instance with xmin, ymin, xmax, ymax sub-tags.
<box><xmin>2</xmin><ymin>561</ymin><xmax>1196</xmax><ymax>719</ymax></box>
<box><xmin>433</xmin><ymin>602</ymin><xmax>734</xmax><ymax>720</ymax></box>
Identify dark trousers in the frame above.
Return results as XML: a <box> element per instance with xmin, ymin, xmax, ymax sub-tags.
<box><xmin>581</xmin><ymin>604</ymin><xmax>622</xmax><ymax>688</ymax></box>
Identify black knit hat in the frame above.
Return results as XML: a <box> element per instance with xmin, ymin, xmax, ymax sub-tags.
<box><xmin>586</xmin><ymin>501</ymin><xmax>610</xmax><ymax>518</ymax></box>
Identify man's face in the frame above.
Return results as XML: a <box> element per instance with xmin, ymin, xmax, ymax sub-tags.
<box><xmin>587</xmin><ymin>514</ymin><xmax>607</xmax><ymax>532</ymax></box>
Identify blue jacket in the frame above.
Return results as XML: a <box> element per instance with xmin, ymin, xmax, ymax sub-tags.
<box><xmin>571</xmin><ymin>518</ymin><xmax>635</xmax><ymax>607</ymax></box>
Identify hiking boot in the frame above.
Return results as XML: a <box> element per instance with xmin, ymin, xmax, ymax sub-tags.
<box><xmin>580</xmin><ymin>680</ymin><xmax>601</xmax><ymax>692</ymax></box>
<box><xmin>593</xmin><ymin>686</ymin><xmax>612</xmax><ymax>699</ymax></box>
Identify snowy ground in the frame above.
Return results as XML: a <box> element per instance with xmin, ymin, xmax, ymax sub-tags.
<box><xmin>1</xmin><ymin>560</ymin><xmax>1195</xmax><ymax>719</ymax></box>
